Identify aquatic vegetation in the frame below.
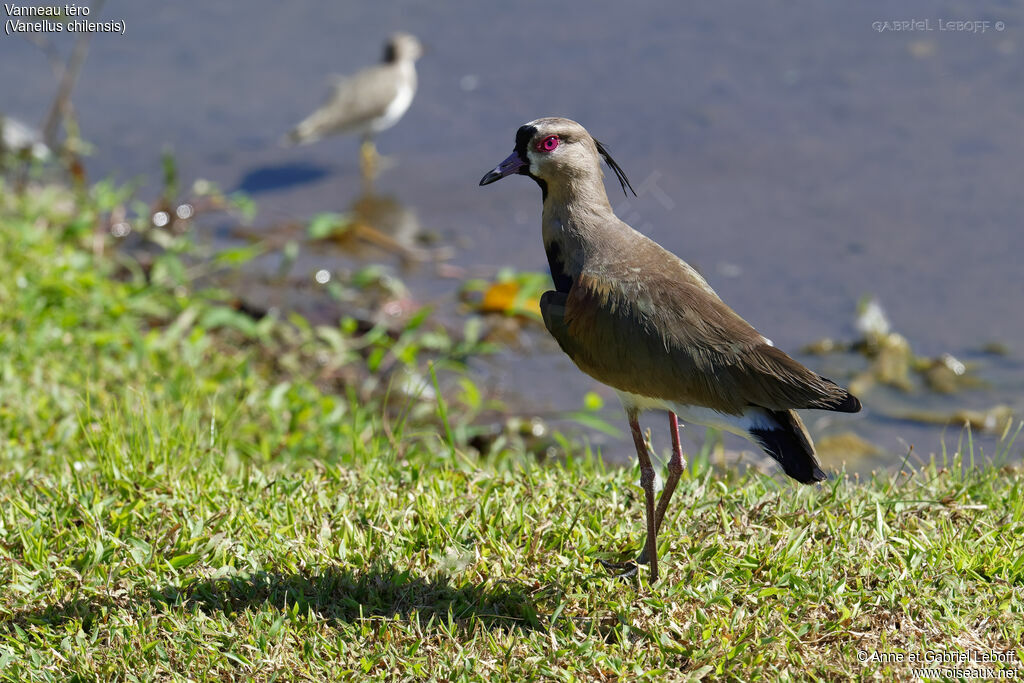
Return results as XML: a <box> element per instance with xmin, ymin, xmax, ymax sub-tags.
<box><xmin>902</xmin><ymin>404</ymin><xmax>1015</xmax><ymax>434</ymax></box>
<box><xmin>459</xmin><ymin>268</ymin><xmax>549</xmax><ymax>321</ymax></box>
<box><xmin>805</xmin><ymin>297</ymin><xmax>1013</xmax><ymax>433</ymax></box>
<box><xmin>815</xmin><ymin>431</ymin><xmax>882</xmax><ymax>464</ymax></box>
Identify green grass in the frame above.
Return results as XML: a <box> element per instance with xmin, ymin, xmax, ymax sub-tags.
<box><xmin>1</xmin><ymin>180</ymin><xmax>1023</xmax><ymax>681</ymax></box>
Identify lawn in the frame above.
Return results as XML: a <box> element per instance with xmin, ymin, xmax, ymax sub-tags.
<box><xmin>1</xmin><ymin>179</ymin><xmax>1022</xmax><ymax>681</ymax></box>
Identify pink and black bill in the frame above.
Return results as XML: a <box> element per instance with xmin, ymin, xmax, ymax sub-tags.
<box><xmin>479</xmin><ymin>124</ymin><xmax>536</xmax><ymax>186</ymax></box>
<box><xmin>478</xmin><ymin>151</ymin><xmax>527</xmax><ymax>185</ymax></box>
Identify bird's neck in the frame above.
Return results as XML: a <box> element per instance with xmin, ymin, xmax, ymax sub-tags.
<box><xmin>540</xmin><ymin>177</ymin><xmax>621</xmax><ymax>283</ymax></box>
<box><xmin>541</xmin><ymin>177</ymin><xmax>615</xmax><ymax>237</ymax></box>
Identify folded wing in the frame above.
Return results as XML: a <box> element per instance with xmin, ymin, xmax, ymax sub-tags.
<box><xmin>287</xmin><ymin>66</ymin><xmax>401</xmax><ymax>144</ymax></box>
<box><xmin>540</xmin><ymin>268</ymin><xmax>859</xmax><ymax>417</ymax></box>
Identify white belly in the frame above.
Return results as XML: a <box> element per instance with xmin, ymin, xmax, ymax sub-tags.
<box><xmin>615</xmin><ymin>390</ymin><xmax>769</xmax><ymax>439</ymax></box>
<box><xmin>372</xmin><ymin>75</ymin><xmax>415</xmax><ymax>133</ymax></box>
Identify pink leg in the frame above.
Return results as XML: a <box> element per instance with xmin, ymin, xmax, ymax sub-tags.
<box><xmin>656</xmin><ymin>411</ymin><xmax>686</xmax><ymax>532</ymax></box>
<box><xmin>628</xmin><ymin>409</ymin><xmax>659</xmax><ymax>582</ymax></box>
<box><xmin>602</xmin><ymin>411</ymin><xmax>688</xmax><ymax>581</ymax></box>
<box><xmin>637</xmin><ymin>411</ymin><xmax>687</xmax><ymax>564</ymax></box>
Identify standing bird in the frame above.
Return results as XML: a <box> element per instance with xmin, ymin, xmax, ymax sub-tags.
<box><xmin>285</xmin><ymin>32</ymin><xmax>423</xmax><ymax>183</ymax></box>
<box><xmin>479</xmin><ymin>118</ymin><xmax>861</xmax><ymax>583</ymax></box>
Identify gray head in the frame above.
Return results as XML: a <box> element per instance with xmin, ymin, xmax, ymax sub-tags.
<box><xmin>383</xmin><ymin>32</ymin><xmax>423</xmax><ymax>63</ymax></box>
<box><xmin>479</xmin><ymin>117</ymin><xmax>635</xmax><ymax>198</ymax></box>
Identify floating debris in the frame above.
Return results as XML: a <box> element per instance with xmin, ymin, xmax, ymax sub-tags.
<box><xmin>460</xmin><ymin>270</ymin><xmax>548</xmax><ymax>323</ymax></box>
<box><xmin>980</xmin><ymin>341</ymin><xmax>1011</xmax><ymax>356</ymax></box>
<box><xmin>900</xmin><ymin>405</ymin><xmax>1014</xmax><ymax>434</ymax></box>
<box><xmin>816</xmin><ymin>432</ymin><xmax>882</xmax><ymax>463</ymax></box>
<box><xmin>855</xmin><ymin>297</ymin><xmax>891</xmax><ymax>341</ymax></box>
<box><xmin>306</xmin><ymin>194</ymin><xmax>438</xmax><ymax>265</ymax></box>
<box><xmin>920</xmin><ymin>353</ymin><xmax>967</xmax><ymax>394</ymax></box>
<box><xmin>872</xmin><ymin>332</ymin><xmax>914</xmax><ymax>391</ymax></box>
<box><xmin>802</xmin><ymin>337</ymin><xmax>847</xmax><ymax>355</ymax></box>
<box><xmin>813</xmin><ymin>297</ymin><xmax>985</xmax><ymax>396</ymax></box>
<box><xmin>478</xmin><ymin>281</ymin><xmax>540</xmax><ymax>317</ymax></box>
<box><xmin>481</xmin><ymin>313</ymin><xmax>531</xmax><ymax>347</ymax></box>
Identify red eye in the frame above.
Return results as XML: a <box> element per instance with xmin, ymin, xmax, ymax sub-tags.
<box><xmin>538</xmin><ymin>135</ymin><xmax>559</xmax><ymax>152</ymax></box>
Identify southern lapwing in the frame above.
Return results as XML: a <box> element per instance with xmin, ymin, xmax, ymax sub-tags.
<box><xmin>479</xmin><ymin>117</ymin><xmax>861</xmax><ymax>583</ymax></box>
<box><xmin>285</xmin><ymin>32</ymin><xmax>422</xmax><ymax>182</ymax></box>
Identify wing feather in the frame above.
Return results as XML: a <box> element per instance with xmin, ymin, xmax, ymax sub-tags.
<box><xmin>288</xmin><ymin>64</ymin><xmax>402</xmax><ymax>143</ymax></box>
<box><xmin>541</xmin><ymin>268</ymin><xmax>853</xmax><ymax>416</ymax></box>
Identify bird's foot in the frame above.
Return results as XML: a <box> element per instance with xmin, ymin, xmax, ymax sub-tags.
<box><xmin>599</xmin><ymin>554</ymin><xmax>647</xmax><ymax>580</ymax></box>
<box><xmin>599</xmin><ymin>559</ymin><xmax>638</xmax><ymax>579</ymax></box>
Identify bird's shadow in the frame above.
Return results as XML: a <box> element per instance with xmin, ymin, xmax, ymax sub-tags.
<box><xmin>234</xmin><ymin>162</ymin><xmax>332</xmax><ymax>194</ymax></box>
<box><xmin>2</xmin><ymin>563</ymin><xmax>542</xmax><ymax>635</ymax></box>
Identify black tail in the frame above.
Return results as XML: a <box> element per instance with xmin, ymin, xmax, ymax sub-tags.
<box><xmin>748</xmin><ymin>409</ymin><xmax>827</xmax><ymax>484</ymax></box>
<box><xmin>819</xmin><ymin>377</ymin><xmax>862</xmax><ymax>413</ymax></box>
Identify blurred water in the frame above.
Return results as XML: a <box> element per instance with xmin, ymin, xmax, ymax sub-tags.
<box><xmin>3</xmin><ymin>0</ymin><xmax>1022</xmax><ymax>469</ymax></box>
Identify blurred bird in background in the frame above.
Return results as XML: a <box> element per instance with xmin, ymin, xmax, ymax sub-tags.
<box><xmin>285</xmin><ymin>32</ymin><xmax>422</xmax><ymax>186</ymax></box>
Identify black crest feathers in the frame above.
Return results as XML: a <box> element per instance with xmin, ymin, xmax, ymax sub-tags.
<box><xmin>593</xmin><ymin>139</ymin><xmax>637</xmax><ymax>198</ymax></box>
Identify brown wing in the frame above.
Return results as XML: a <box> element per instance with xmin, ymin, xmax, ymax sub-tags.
<box><xmin>540</xmin><ymin>267</ymin><xmax>855</xmax><ymax>416</ymax></box>
<box><xmin>288</xmin><ymin>64</ymin><xmax>402</xmax><ymax>143</ymax></box>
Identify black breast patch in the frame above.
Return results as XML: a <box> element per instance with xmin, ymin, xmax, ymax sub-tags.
<box><xmin>544</xmin><ymin>240</ymin><xmax>573</xmax><ymax>293</ymax></box>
